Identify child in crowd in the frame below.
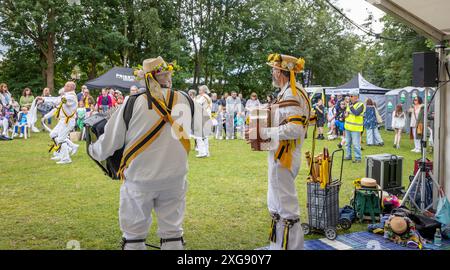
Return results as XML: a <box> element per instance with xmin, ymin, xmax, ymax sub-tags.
<box><xmin>235</xmin><ymin>111</ymin><xmax>245</xmax><ymax>139</ymax></box>
<box><xmin>335</xmin><ymin>101</ymin><xmax>346</xmax><ymax>148</ymax></box>
<box><xmin>0</xmin><ymin>103</ymin><xmax>11</xmax><ymax>138</ymax></box>
<box><xmin>87</xmin><ymin>104</ymin><xmax>97</xmax><ymax>118</ymax></box>
<box><xmin>392</xmin><ymin>104</ymin><xmax>406</xmax><ymax>149</ymax></box>
<box><xmin>315</xmin><ymin>98</ymin><xmax>325</xmax><ymax>140</ymax></box>
<box><xmin>76</xmin><ymin>100</ymin><xmax>86</xmax><ymax>132</ymax></box>
<box><xmin>327</xmin><ymin>100</ymin><xmax>337</xmax><ymax>140</ymax></box>
<box><xmin>14</xmin><ymin>106</ymin><xmax>29</xmax><ymax>138</ymax></box>
<box><xmin>215</xmin><ymin>106</ymin><xmax>226</xmax><ymax>140</ymax></box>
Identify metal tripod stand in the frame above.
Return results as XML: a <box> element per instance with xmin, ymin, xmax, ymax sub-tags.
<box><xmin>401</xmin><ymin>87</ymin><xmax>441</xmax><ymax>212</ymax></box>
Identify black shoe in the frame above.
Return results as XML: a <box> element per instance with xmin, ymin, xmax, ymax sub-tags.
<box><xmin>338</xmin><ymin>143</ymin><xmax>342</xmax><ymax>149</ymax></box>
<box><xmin>352</xmin><ymin>160</ymin><xmax>362</xmax><ymax>163</ymax></box>
<box><xmin>393</xmin><ymin>144</ymin><xmax>396</xmax><ymax>148</ymax></box>
<box><xmin>378</xmin><ymin>143</ymin><xmax>384</xmax><ymax>146</ymax></box>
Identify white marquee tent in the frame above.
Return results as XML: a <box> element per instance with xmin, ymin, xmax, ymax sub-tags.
<box><xmin>367</xmin><ymin>0</ymin><xmax>450</xmax><ymax>198</ymax></box>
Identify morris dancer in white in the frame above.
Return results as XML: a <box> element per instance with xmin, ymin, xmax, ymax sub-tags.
<box><xmin>194</xmin><ymin>85</ymin><xmax>212</xmax><ymax>158</ymax></box>
<box><xmin>89</xmin><ymin>56</ymin><xmax>192</xmax><ymax>250</ymax></box>
<box><xmin>248</xmin><ymin>53</ymin><xmax>311</xmax><ymax>250</ymax></box>
<box><xmin>47</xmin><ymin>82</ymin><xmax>79</xmax><ymax>164</ymax></box>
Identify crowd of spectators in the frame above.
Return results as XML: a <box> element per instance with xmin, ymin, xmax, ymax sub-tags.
<box><xmin>0</xmin><ymin>81</ymin><xmax>428</xmax><ymax>160</ymax></box>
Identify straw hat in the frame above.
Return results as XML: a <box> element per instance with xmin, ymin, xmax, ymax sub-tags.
<box><xmin>389</xmin><ymin>216</ymin><xmax>408</xmax><ymax>235</ymax></box>
<box><xmin>143</xmin><ymin>56</ymin><xmax>171</xmax><ymax>76</ymax></box>
<box><xmin>361</xmin><ymin>178</ymin><xmax>377</xmax><ymax>188</ymax></box>
<box><xmin>267</xmin><ymin>53</ymin><xmax>305</xmax><ymax>73</ymax></box>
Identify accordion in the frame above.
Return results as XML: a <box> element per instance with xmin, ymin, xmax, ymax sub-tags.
<box><xmin>247</xmin><ymin>99</ymin><xmax>307</xmax><ymax>151</ymax></box>
<box><xmin>84</xmin><ymin>112</ymin><xmax>123</xmax><ymax>180</ymax></box>
<box><xmin>247</xmin><ymin>106</ymin><xmax>272</xmax><ymax>151</ymax></box>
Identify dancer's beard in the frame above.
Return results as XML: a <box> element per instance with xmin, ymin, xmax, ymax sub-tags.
<box><xmin>272</xmin><ymin>80</ymin><xmax>280</xmax><ymax>89</ymax></box>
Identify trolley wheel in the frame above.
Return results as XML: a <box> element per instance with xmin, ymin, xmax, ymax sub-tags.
<box><xmin>339</xmin><ymin>218</ymin><xmax>352</xmax><ymax>230</ymax></box>
<box><xmin>301</xmin><ymin>223</ymin><xmax>311</xmax><ymax>235</ymax></box>
<box><xmin>325</xmin><ymin>227</ymin><xmax>337</xmax><ymax>240</ymax></box>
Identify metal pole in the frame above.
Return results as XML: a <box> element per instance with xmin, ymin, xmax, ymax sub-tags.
<box><xmin>434</xmin><ymin>43</ymin><xmax>447</xmax><ymax>197</ymax></box>
<box><xmin>420</xmin><ymin>87</ymin><xmax>429</xmax><ymax>210</ymax></box>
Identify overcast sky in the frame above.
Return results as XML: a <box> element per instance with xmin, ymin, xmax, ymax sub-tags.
<box><xmin>335</xmin><ymin>0</ymin><xmax>386</xmax><ymax>34</ymax></box>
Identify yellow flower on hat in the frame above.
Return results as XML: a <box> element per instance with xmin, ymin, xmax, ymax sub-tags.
<box><xmin>296</xmin><ymin>58</ymin><xmax>305</xmax><ymax>72</ymax></box>
<box><xmin>267</xmin><ymin>53</ymin><xmax>305</xmax><ymax>74</ymax></box>
<box><xmin>268</xmin><ymin>53</ymin><xmax>281</xmax><ymax>62</ymax></box>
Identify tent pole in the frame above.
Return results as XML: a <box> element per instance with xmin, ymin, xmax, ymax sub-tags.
<box><xmin>434</xmin><ymin>42</ymin><xmax>448</xmax><ymax>200</ymax></box>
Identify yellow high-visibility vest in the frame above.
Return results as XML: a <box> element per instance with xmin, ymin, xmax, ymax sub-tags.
<box><xmin>344</xmin><ymin>102</ymin><xmax>365</xmax><ymax>132</ymax></box>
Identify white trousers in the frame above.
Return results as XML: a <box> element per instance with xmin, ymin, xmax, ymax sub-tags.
<box><xmin>1</xmin><ymin>118</ymin><xmax>9</xmax><ymax>136</ymax></box>
<box><xmin>50</xmin><ymin>120</ymin><xmax>75</xmax><ymax>162</ymax></box>
<box><xmin>225</xmin><ymin>113</ymin><xmax>235</xmax><ymax>139</ymax></box>
<box><xmin>411</xmin><ymin>127</ymin><xmax>421</xmax><ymax>150</ymax></box>
<box><xmin>195</xmin><ymin>137</ymin><xmax>209</xmax><ymax>156</ymax></box>
<box><xmin>267</xmin><ymin>145</ymin><xmax>304</xmax><ymax>250</ymax></box>
<box><xmin>215</xmin><ymin>122</ymin><xmax>224</xmax><ymax>139</ymax></box>
<box><xmin>119</xmin><ymin>180</ymin><xmax>187</xmax><ymax>250</ymax></box>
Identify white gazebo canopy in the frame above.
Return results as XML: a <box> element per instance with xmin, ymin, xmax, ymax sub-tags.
<box><xmin>367</xmin><ymin>0</ymin><xmax>450</xmax><ymax>42</ymax></box>
<box><xmin>367</xmin><ymin>0</ymin><xmax>450</xmax><ymax>197</ymax></box>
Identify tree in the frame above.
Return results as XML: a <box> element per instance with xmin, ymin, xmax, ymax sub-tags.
<box><xmin>63</xmin><ymin>0</ymin><xmax>129</xmax><ymax>80</ymax></box>
<box><xmin>360</xmin><ymin>16</ymin><xmax>434</xmax><ymax>89</ymax></box>
<box><xmin>0</xmin><ymin>44</ymin><xmax>44</xmax><ymax>97</ymax></box>
<box><xmin>0</xmin><ymin>0</ymin><xmax>77</xmax><ymax>92</ymax></box>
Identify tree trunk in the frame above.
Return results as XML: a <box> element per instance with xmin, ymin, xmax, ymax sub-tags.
<box><xmin>40</xmin><ymin>51</ymin><xmax>47</xmax><ymax>86</ymax></box>
<box><xmin>45</xmin><ymin>33</ymin><xmax>55</xmax><ymax>92</ymax></box>
<box><xmin>193</xmin><ymin>54</ymin><xmax>200</xmax><ymax>87</ymax></box>
<box><xmin>45</xmin><ymin>9</ymin><xmax>56</xmax><ymax>92</ymax></box>
<box><xmin>88</xmin><ymin>59</ymin><xmax>97</xmax><ymax>80</ymax></box>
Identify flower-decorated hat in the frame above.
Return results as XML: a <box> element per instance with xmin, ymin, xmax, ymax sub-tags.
<box><xmin>142</xmin><ymin>56</ymin><xmax>176</xmax><ymax>77</ymax></box>
<box><xmin>134</xmin><ymin>56</ymin><xmax>181</xmax><ymax>95</ymax></box>
<box><xmin>267</xmin><ymin>53</ymin><xmax>305</xmax><ymax>74</ymax></box>
<box><xmin>267</xmin><ymin>53</ymin><xmax>306</xmax><ymax>96</ymax></box>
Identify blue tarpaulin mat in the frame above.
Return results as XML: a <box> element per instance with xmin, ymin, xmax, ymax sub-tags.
<box><xmin>258</xmin><ymin>231</ymin><xmax>450</xmax><ymax>250</ymax></box>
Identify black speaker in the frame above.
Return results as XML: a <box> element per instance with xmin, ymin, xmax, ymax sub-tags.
<box><xmin>413</xmin><ymin>52</ymin><xmax>438</xmax><ymax>87</ymax></box>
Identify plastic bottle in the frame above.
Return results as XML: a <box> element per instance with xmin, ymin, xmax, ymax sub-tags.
<box><xmin>434</xmin><ymin>228</ymin><xmax>442</xmax><ymax>247</ymax></box>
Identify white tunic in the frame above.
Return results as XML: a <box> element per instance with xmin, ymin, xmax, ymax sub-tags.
<box><xmin>49</xmin><ymin>91</ymin><xmax>77</xmax><ymax>125</ymax></box>
<box><xmin>89</xmin><ymin>89</ymin><xmax>192</xmax><ymax>191</ymax></box>
<box><xmin>263</xmin><ymin>82</ymin><xmax>311</xmax><ymax>142</ymax></box>
<box><xmin>193</xmin><ymin>94</ymin><xmax>212</xmax><ymax>138</ymax></box>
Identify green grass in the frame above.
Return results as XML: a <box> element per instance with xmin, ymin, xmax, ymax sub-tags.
<box><xmin>0</xmin><ymin>125</ymin><xmax>432</xmax><ymax>250</ymax></box>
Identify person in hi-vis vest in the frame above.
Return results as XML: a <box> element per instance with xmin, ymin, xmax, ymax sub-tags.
<box><xmin>344</xmin><ymin>90</ymin><xmax>365</xmax><ymax>163</ymax></box>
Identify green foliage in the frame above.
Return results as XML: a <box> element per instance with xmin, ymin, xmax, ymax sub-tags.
<box><xmin>0</xmin><ymin>0</ymin><xmax>438</xmax><ymax>96</ymax></box>
<box><xmin>0</xmin><ymin>45</ymin><xmax>44</xmax><ymax>98</ymax></box>
<box><xmin>360</xmin><ymin>16</ymin><xmax>434</xmax><ymax>89</ymax></box>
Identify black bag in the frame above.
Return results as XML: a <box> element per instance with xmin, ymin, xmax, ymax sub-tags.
<box><xmin>407</xmin><ymin>213</ymin><xmax>441</xmax><ymax>240</ymax></box>
<box><xmin>391</xmin><ymin>207</ymin><xmax>441</xmax><ymax>240</ymax></box>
